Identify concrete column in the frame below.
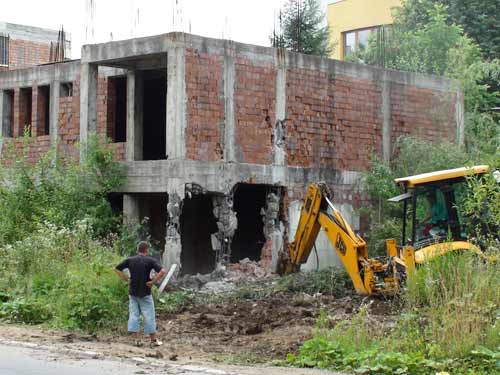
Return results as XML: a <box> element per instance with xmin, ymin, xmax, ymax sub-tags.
<box><xmin>381</xmin><ymin>74</ymin><xmax>392</xmax><ymax>162</ymax></box>
<box><xmin>79</xmin><ymin>63</ymin><xmax>98</xmax><ymax>160</ymax></box>
<box><xmin>126</xmin><ymin>70</ymin><xmax>144</xmax><ymax>161</ymax></box>
<box><xmin>49</xmin><ymin>81</ymin><xmax>60</xmax><ymax>148</ymax></box>
<box><xmin>455</xmin><ymin>89</ymin><xmax>465</xmax><ymax>145</ymax></box>
<box><xmin>274</xmin><ymin>49</ymin><xmax>287</xmax><ymax>166</ymax></box>
<box><xmin>123</xmin><ymin>194</ymin><xmax>141</xmax><ymax>226</ymax></box>
<box><xmin>0</xmin><ymin>91</ymin><xmax>4</xmax><ymax>139</ymax></box>
<box><xmin>164</xmin><ymin>191</ymin><xmax>182</xmax><ymax>269</ymax></box>
<box><xmin>0</xmin><ymin>92</ymin><xmax>4</xmax><ymax>156</ymax></box>
<box><xmin>1</xmin><ymin>90</ymin><xmax>13</xmax><ymax>138</ymax></box>
<box><xmin>223</xmin><ymin>42</ymin><xmax>236</xmax><ymax>162</ymax></box>
<box><xmin>211</xmin><ymin>194</ymin><xmax>237</xmax><ymax>265</ymax></box>
<box><xmin>166</xmin><ymin>47</ymin><xmax>186</xmax><ymax>160</ymax></box>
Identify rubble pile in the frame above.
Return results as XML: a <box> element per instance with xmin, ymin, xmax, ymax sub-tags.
<box><xmin>174</xmin><ymin>258</ymin><xmax>276</xmax><ymax>293</ymax></box>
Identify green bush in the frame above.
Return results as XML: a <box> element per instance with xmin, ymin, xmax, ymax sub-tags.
<box><xmin>0</xmin><ymin>134</ymin><xmax>124</xmax><ymax>245</ymax></box>
<box><xmin>289</xmin><ymin>253</ymin><xmax>500</xmax><ymax>374</ymax></box>
<box><xmin>0</xmin><ymin>298</ymin><xmax>52</xmax><ymax>324</ymax></box>
<box><xmin>0</xmin><ymin>221</ymin><xmax>128</xmax><ymax>332</ymax></box>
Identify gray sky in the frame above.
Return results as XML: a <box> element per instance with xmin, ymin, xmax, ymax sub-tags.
<box><xmin>4</xmin><ymin>0</ymin><xmax>329</xmax><ymax>58</ymax></box>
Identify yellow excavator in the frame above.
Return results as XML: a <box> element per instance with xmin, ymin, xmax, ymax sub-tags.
<box><xmin>279</xmin><ymin>165</ymin><xmax>496</xmax><ymax>296</ymax></box>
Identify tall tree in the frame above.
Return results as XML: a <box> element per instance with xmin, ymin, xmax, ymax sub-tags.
<box><xmin>396</xmin><ymin>0</ymin><xmax>500</xmax><ymax>60</ymax></box>
<box><xmin>271</xmin><ymin>0</ymin><xmax>332</xmax><ymax>57</ymax></box>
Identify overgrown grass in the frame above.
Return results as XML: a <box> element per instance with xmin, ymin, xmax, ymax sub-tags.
<box><xmin>0</xmin><ymin>221</ymin><xmax>128</xmax><ymax>332</ymax></box>
<box><xmin>288</xmin><ymin>253</ymin><xmax>500</xmax><ymax>374</ymax></box>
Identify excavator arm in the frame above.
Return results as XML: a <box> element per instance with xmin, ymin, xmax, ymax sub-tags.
<box><xmin>281</xmin><ymin>183</ymin><xmax>400</xmax><ymax>295</ymax></box>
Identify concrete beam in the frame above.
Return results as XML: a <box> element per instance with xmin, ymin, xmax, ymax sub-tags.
<box><xmin>166</xmin><ymin>47</ymin><xmax>186</xmax><ymax>160</ymax></box>
<box><xmin>118</xmin><ymin>158</ymin><xmax>358</xmax><ymax>194</ymax></box>
<box><xmin>79</xmin><ymin>63</ymin><xmax>98</xmax><ymax>160</ymax></box>
<box><xmin>0</xmin><ymin>61</ymin><xmax>80</xmax><ymax>90</ymax></box>
<box><xmin>126</xmin><ymin>70</ymin><xmax>144</xmax><ymax>161</ymax></box>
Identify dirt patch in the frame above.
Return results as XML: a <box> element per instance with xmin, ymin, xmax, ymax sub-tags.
<box><xmin>149</xmin><ymin>292</ymin><xmax>397</xmax><ymax>363</ymax></box>
<box><xmin>0</xmin><ymin>284</ymin><xmax>398</xmax><ymax>365</ymax></box>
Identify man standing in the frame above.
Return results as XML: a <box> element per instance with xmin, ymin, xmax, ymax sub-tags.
<box><xmin>115</xmin><ymin>241</ymin><xmax>166</xmax><ymax>346</ymax></box>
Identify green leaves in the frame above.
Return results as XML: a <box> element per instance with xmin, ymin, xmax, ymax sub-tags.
<box><xmin>0</xmin><ymin>133</ymin><xmax>124</xmax><ymax>245</ymax></box>
<box><xmin>271</xmin><ymin>0</ymin><xmax>332</xmax><ymax>57</ymax></box>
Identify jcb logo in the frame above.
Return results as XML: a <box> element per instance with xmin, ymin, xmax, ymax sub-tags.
<box><xmin>335</xmin><ymin>233</ymin><xmax>346</xmax><ymax>255</ymax></box>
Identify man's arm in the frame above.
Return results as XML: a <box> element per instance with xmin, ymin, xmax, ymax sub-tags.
<box><xmin>146</xmin><ymin>268</ymin><xmax>166</xmax><ymax>288</ymax></box>
<box><xmin>115</xmin><ymin>259</ymin><xmax>129</xmax><ymax>283</ymax></box>
<box><xmin>114</xmin><ymin>269</ymin><xmax>130</xmax><ymax>283</ymax></box>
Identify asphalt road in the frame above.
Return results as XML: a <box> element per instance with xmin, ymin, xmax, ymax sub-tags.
<box><xmin>0</xmin><ymin>343</ymin><xmax>343</xmax><ymax>375</ymax></box>
<box><xmin>0</xmin><ymin>344</ymin><xmax>148</xmax><ymax>375</ymax></box>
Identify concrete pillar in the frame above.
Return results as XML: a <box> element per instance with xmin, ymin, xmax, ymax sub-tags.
<box><xmin>79</xmin><ymin>63</ymin><xmax>98</xmax><ymax>160</ymax></box>
<box><xmin>381</xmin><ymin>74</ymin><xmax>392</xmax><ymax>162</ymax></box>
<box><xmin>49</xmin><ymin>81</ymin><xmax>60</xmax><ymax>148</ymax></box>
<box><xmin>261</xmin><ymin>190</ymin><xmax>284</xmax><ymax>272</ymax></box>
<box><xmin>455</xmin><ymin>89</ymin><xmax>465</xmax><ymax>145</ymax></box>
<box><xmin>164</xmin><ymin>191</ymin><xmax>182</xmax><ymax>269</ymax></box>
<box><xmin>123</xmin><ymin>194</ymin><xmax>141</xmax><ymax>226</ymax></box>
<box><xmin>274</xmin><ymin>49</ymin><xmax>287</xmax><ymax>166</ymax></box>
<box><xmin>166</xmin><ymin>47</ymin><xmax>186</xmax><ymax>160</ymax></box>
<box><xmin>0</xmin><ymin>91</ymin><xmax>4</xmax><ymax>156</ymax></box>
<box><xmin>223</xmin><ymin>42</ymin><xmax>236</xmax><ymax>162</ymax></box>
<box><xmin>126</xmin><ymin>70</ymin><xmax>144</xmax><ymax>161</ymax></box>
<box><xmin>0</xmin><ymin>91</ymin><xmax>4</xmax><ymax>139</ymax></box>
<box><xmin>211</xmin><ymin>194</ymin><xmax>237</xmax><ymax>265</ymax></box>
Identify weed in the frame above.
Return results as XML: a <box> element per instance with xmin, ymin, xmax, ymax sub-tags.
<box><xmin>277</xmin><ymin>267</ymin><xmax>352</xmax><ymax>297</ymax></box>
<box><xmin>156</xmin><ymin>291</ymin><xmax>193</xmax><ymax>314</ymax></box>
<box><xmin>0</xmin><ymin>298</ymin><xmax>52</xmax><ymax>324</ymax></box>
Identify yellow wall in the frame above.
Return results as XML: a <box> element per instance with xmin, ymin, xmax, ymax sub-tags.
<box><xmin>327</xmin><ymin>0</ymin><xmax>401</xmax><ymax>60</ymax></box>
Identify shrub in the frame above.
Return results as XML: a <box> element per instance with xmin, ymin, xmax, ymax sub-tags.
<box><xmin>0</xmin><ymin>134</ymin><xmax>124</xmax><ymax>245</ymax></box>
<box><xmin>0</xmin><ymin>221</ymin><xmax>128</xmax><ymax>331</ymax></box>
<box><xmin>289</xmin><ymin>253</ymin><xmax>500</xmax><ymax>374</ymax></box>
<box><xmin>0</xmin><ymin>298</ymin><xmax>52</xmax><ymax>324</ymax></box>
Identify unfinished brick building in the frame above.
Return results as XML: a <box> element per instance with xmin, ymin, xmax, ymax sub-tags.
<box><xmin>0</xmin><ymin>22</ymin><xmax>71</xmax><ymax>71</ymax></box>
<box><xmin>0</xmin><ymin>32</ymin><xmax>463</xmax><ymax>273</ymax></box>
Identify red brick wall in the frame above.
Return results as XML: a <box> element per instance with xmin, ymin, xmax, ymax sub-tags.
<box><xmin>330</xmin><ymin>75</ymin><xmax>383</xmax><ymax>170</ymax></box>
<box><xmin>8</xmin><ymin>39</ymin><xmax>51</xmax><ymax>70</ymax></box>
<box><xmin>234</xmin><ymin>58</ymin><xmax>275</xmax><ymax>164</ymax></box>
<box><xmin>391</xmin><ymin>84</ymin><xmax>455</xmax><ymax>143</ymax></box>
<box><xmin>58</xmin><ymin>79</ymin><xmax>80</xmax><ymax>161</ymax></box>
<box><xmin>286</xmin><ymin>68</ymin><xmax>333</xmax><ymax>168</ymax></box>
<box><xmin>96</xmin><ymin>75</ymin><xmax>125</xmax><ymax>161</ymax></box>
<box><xmin>1</xmin><ymin>84</ymin><xmax>50</xmax><ymax>164</ymax></box>
<box><xmin>286</xmin><ymin>70</ymin><xmax>384</xmax><ymax>170</ymax></box>
<box><xmin>185</xmin><ymin>49</ymin><xmax>224</xmax><ymax>161</ymax></box>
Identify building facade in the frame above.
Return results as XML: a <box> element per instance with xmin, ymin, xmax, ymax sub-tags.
<box><xmin>327</xmin><ymin>0</ymin><xmax>401</xmax><ymax>60</ymax></box>
<box><xmin>0</xmin><ymin>32</ymin><xmax>463</xmax><ymax>273</ymax></box>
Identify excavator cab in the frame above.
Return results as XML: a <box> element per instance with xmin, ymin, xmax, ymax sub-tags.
<box><xmin>393</xmin><ymin>165</ymin><xmax>490</xmax><ymax>263</ymax></box>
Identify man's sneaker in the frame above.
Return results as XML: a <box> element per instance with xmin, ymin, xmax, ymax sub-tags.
<box><xmin>150</xmin><ymin>339</ymin><xmax>163</xmax><ymax>347</ymax></box>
